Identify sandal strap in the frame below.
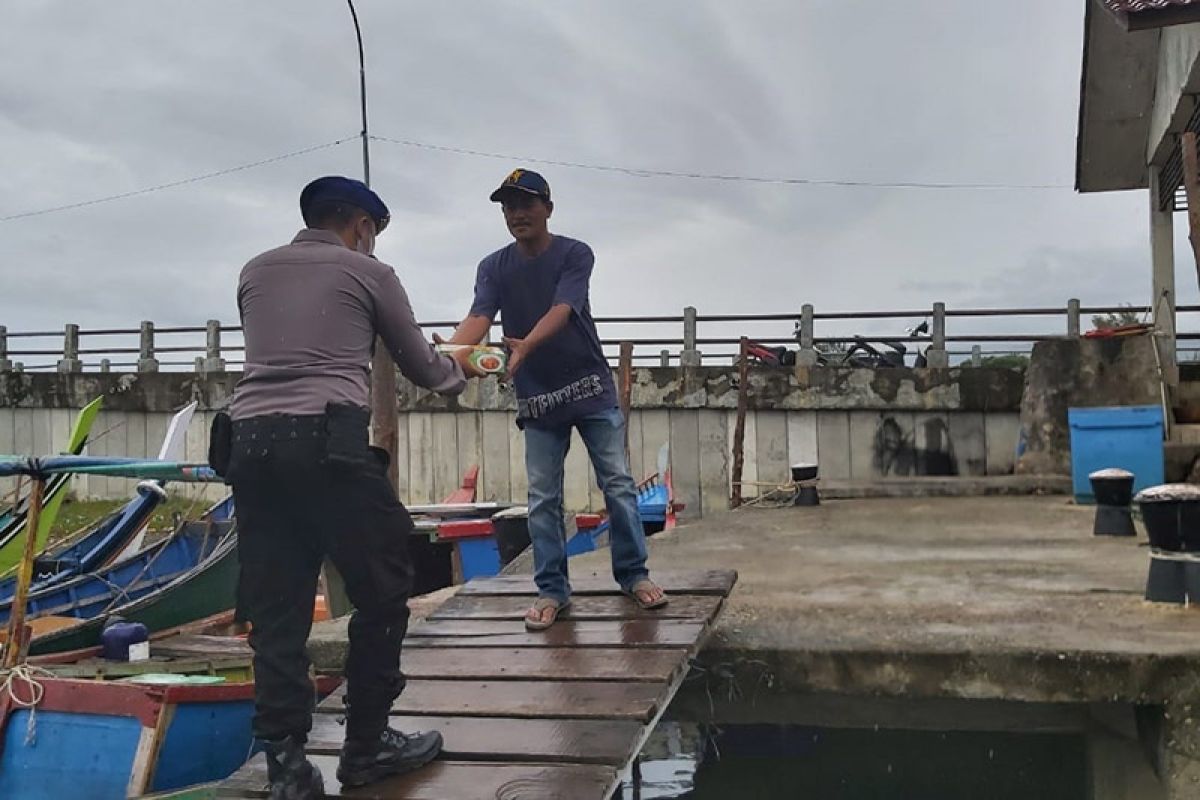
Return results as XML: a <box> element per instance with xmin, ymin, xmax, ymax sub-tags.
<box><xmin>530</xmin><ymin>597</ymin><xmax>564</xmax><ymax>611</ymax></box>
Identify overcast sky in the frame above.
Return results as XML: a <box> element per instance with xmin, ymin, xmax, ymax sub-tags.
<box><xmin>0</xmin><ymin>1</ymin><xmax>1189</xmax><ymax>361</ymax></box>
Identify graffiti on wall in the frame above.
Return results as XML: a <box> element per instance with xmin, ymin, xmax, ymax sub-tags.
<box><xmin>871</xmin><ymin>416</ymin><xmax>959</xmax><ymax>477</ymax></box>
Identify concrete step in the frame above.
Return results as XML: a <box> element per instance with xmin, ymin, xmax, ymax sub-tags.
<box><xmin>820</xmin><ymin>475</ymin><xmax>1071</xmax><ymax>500</ymax></box>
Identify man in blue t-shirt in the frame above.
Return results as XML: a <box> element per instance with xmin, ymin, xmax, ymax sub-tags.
<box><xmin>446</xmin><ymin>168</ymin><xmax>668</xmax><ymax>629</ymax></box>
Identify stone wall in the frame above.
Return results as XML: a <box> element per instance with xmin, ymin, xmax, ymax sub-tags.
<box><xmin>0</xmin><ymin>367</ymin><xmax>1026</xmax><ymax>513</ymax></box>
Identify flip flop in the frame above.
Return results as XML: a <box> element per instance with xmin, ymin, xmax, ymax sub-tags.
<box><xmin>624</xmin><ymin>578</ymin><xmax>670</xmax><ymax>611</ymax></box>
<box><xmin>524</xmin><ymin>597</ymin><xmax>571</xmax><ymax>631</ymax></box>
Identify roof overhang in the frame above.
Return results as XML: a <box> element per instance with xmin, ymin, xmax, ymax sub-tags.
<box><xmin>1076</xmin><ymin>0</ymin><xmax>1161</xmax><ymax>192</ymax></box>
<box><xmin>1103</xmin><ymin>1</ymin><xmax>1200</xmax><ymax>32</ymax></box>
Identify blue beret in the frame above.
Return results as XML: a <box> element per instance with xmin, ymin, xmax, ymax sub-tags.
<box><xmin>300</xmin><ymin>176</ymin><xmax>390</xmax><ymax>232</ymax></box>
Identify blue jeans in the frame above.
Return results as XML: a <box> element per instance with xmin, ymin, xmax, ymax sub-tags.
<box><xmin>524</xmin><ymin>407</ymin><xmax>650</xmax><ymax>602</ymax></box>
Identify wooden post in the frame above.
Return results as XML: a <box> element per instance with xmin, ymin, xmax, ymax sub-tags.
<box><xmin>371</xmin><ymin>342</ymin><xmax>400</xmax><ymax>491</ymax></box>
<box><xmin>731</xmin><ymin>337</ymin><xmax>750</xmax><ymax>508</ymax></box>
<box><xmin>3</xmin><ymin>476</ymin><xmax>43</xmax><ymax>668</ymax></box>
<box><xmin>619</xmin><ymin>342</ymin><xmax>634</xmax><ymax>459</ymax></box>
<box><xmin>1182</xmin><ymin>132</ymin><xmax>1200</xmax><ymax>292</ymax></box>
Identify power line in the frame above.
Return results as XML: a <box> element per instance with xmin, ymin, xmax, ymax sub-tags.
<box><xmin>0</xmin><ymin>137</ymin><xmax>356</xmax><ymax>222</ymax></box>
<box><xmin>369</xmin><ymin>134</ymin><xmax>1070</xmax><ymax>191</ymax></box>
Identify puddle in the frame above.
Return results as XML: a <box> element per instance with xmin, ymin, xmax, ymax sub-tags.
<box><xmin>622</xmin><ymin>721</ymin><xmax>1089</xmax><ymax>799</ymax></box>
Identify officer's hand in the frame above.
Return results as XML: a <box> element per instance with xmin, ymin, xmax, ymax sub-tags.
<box><xmin>448</xmin><ymin>346</ymin><xmax>486</xmax><ymax>379</ymax></box>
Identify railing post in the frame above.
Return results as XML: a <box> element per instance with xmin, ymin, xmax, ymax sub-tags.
<box><xmin>659</xmin><ymin>349</ymin><xmax>670</xmax><ymax>368</ymax></box>
<box><xmin>100</xmin><ymin>359</ymin><xmax>111</xmax><ymax>373</ymax></box>
<box><xmin>202</xmin><ymin>319</ymin><xmax>226</xmax><ymax>373</ymax></box>
<box><xmin>13</xmin><ymin>362</ymin><xmax>23</xmax><ymax>373</ymax></box>
<box><xmin>971</xmin><ymin>345</ymin><xmax>983</xmax><ymax>367</ymax></box>
<box><xmin>138</xmin><ymin>321</ymin><xmax>159</xmax><ymax>373</ymax></box>
<box><xmin>194</xmin><ymin>356</ymin><xmax>205</xmax><ymax>373</ymax></box>
<box><xmin>797</xmin><ymin>304</ymin><xmax>818</xmax><ymax>366</ymax></box>
<box><xmin>680</xmin><ymin>306</ymin><xmax>701</xmax><ymax>367</ymax></box>
<box><xmin>926</xmin><ymin>303</ymin><xmax>949</xmax><ymax>368</ymax></box>
<box><xmin>57</xmin><ymin>323</ymin><xmax>82</xmax><ymax>373</ymax></box>
<box><xmin>0</xmin><ymin>326</ymin><xmax>11</xmax><ymax>372</ymax></box>
<box><xmin>1067</xmin><ymin>298</ymin><xmax>1081</xmax><ymax>338</ymax></box>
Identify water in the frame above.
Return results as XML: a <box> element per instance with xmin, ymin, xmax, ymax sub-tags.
<box><xmin>623</xmin><ymin>722</ymin><xmax>1088</xmax><ymax>799</ymax></box>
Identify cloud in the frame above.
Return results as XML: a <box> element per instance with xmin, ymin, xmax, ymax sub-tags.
<box><xmin>0</xmin><ymin>0</ymin><xmax>1156</xmax><ymax>367</ymax></box>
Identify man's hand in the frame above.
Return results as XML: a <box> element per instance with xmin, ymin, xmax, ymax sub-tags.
<box><xmin>447</xmin><ymin>345</ymin><xmax>486</xmax><ymax>379</ymax></box>
<box><xmin>503</xmin><ymin>336</ymin><xmax>529</xmax><ymax>376</ymax></box>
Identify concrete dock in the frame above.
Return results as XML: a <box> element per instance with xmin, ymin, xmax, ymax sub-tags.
<box><xmin>569</xmin><ymin>495</ymin><xmax>1200</xmax><ymax>798</ymax></box>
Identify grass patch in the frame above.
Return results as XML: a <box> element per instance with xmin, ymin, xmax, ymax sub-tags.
<box><xmin>47</xmin><ymin>494</ymin><xmax>218</xmax><ymax>545</ymax></box>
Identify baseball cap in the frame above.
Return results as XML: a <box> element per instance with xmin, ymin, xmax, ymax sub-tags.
<box><xmin>489</xmin><ymin>169</ymin><xmax>551</xmax><ymax>203</ymax></box>
<box><xmin>300</xmin><ymin>176</ymin><xmax>390</xmax><ymax>232</ymax></box>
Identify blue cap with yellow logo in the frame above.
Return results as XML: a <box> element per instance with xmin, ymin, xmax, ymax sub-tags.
<box><xmin>489</xmin><ymin>169</ymin><xmax>551</xmax><ymax>203</ymax></box>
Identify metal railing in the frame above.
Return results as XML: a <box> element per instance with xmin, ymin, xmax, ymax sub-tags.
<box><xmin>1</xmin><ymin>300</ymin><xmax>1191</xmax><ymax>373</ymax></box>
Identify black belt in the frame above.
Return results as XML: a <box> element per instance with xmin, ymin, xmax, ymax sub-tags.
<box><xmin>231</xmin><ymin>414</ymin><xmax>327</xmax><ymax>443</ymax></box>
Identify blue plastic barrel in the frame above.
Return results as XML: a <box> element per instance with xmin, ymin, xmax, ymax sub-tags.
<box><xmin>1068</xmin><ymin>405</ymin><xmax>1164</xmax><ymax>503</ymax></box>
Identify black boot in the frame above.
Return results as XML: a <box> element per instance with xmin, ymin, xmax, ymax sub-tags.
<box><xmin>263</xmin><ymin>735</ymin><xmax>324</xmax><ymax>800</ymax></box>
<box><xmin>336</xmin><ymin>727</ymin><xmax>443</xmax><ymax>788</ymax></box>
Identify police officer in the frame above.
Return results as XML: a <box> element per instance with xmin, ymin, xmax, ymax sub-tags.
<box><xmin>221</xmin><ymin>176</ymin><xmax>480</xmax><ymax>798</ymax></box>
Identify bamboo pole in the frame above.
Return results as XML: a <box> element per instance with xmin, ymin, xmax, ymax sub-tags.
<box><xmin>730</xmin><ymin>338</ymin><xmax>750</xmax><ymax>508</ymax></box>
<box><xmin>3</xmin><ymin>476</ymin><xmax>44</xmax><ymax>668</ymax></box>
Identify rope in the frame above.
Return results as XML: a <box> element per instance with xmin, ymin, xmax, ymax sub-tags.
<box><xmin>0</xmin><ymin>664</ymin><xmax>54</xmax><ymax>746</ymax></box>
<box><xmin>1149</xmin><ymin>549</ymin><xmax>1200</xmax><ymax>563</ymax></box>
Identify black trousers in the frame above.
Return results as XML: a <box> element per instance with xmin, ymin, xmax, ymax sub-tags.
<box><xmin>227</xmin><ymin>413</ymin><xmax>414</xmax><ymax>743</ymax></box>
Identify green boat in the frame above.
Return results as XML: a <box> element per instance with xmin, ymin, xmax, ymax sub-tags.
<box><xmin>0</xmin><ymin>397</ymin><xmax>103</xmax><ymax>574</ymax></box>
<box><xmin>29</xmin><ymin>520</ymin><xmax>239</xmax><ymax>658</ymax></box>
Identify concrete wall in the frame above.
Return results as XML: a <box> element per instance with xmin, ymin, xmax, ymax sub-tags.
<box><xmin>0</xmin><ymin>367</ymin><xmax>1025</xmax><ymax>514</ymax></box>
<box><xmin>1149</xmin><ymin>22</ymin><xmax>1200</xmax><ymax>166</ymax></box>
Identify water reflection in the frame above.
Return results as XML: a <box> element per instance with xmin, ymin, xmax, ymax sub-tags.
<box><xmin>623</xmin><ymin>721</ymin><xmax>1088</xmax><ymax>799</ymax></box>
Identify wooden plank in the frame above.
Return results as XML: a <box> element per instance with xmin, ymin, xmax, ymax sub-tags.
<box><xmin>455</xmin><ymin>413</ymin><xmax>481</xmax><ymax>498</ymax></box>
<box><xmin>507</xmin><ymin>411</ymin><xmax>528</xmax><ymax>502</ymax></box>
<box><xmin>728</xmin><ymin>409</ymin><xmax>758</xmax><ymax>498</ymax></box>
<box><xmin>458</xmin><ymin>569</ymin><xmax>737</xmax><ymax>597</ymax></box>
<box><xmin>639</xmin><ymin>409</ymin><xmax>671</xmax><ymax>485</ymax></box>
<box><xmin>754</xmin><ymin>411</ymin><xmax>789</xmax><ymax>488</ymax></box>
<box><xmin>816</xmin><ymin>410</ymin><xmax>850</xmax><ymax>480</ymax></box>
<box><xmin>697</xmin><ymin>409</ymin><xmax>728</xmax><ymax>517</ymax></box>
<box><xmin>948</xmin><ymin>412</ymin><xmax>987</xmax><ymax>477</ymax></box>
<box><xmin>431</xmin><ymin>413</ymin><xmax>460</xmax><ymax>504</ymax></box>
<box><xmin>986</xmin><ymin>412</ymin><xmax>1021</xmax><ymax>476</ymax></box>
<box><xmin>429</xmin><ymin>593</ymin><xmax>723</xmax><ymax>623</ymax></box>
<box><xmin>395</xmin><ymin>410</ymin><xmax>411</xmax><ymax>505</ymax></box>
<box><xmin>786</xmin><ymin>410</ymin><xmax>818</xmax><ymax>467</ymax></box>
<box><xmin>626</xmin><ymin>409</ymin><xmax>645</xmax><ymax>480</ymax></box>
<box><xmin>1183</xmin><ymin>130</ymin><xmax>1200</xmax><ymax>289</ymax></box>
<box><xmin>403</xmin><ymin>619</ymin><xmax>705</xmax><ymax>649</ymax></box>
<box><xmin>307</xmin><ymin>714</ymin><xmax>641</xmax><ymax>765</ymax></box>
<box><xmin>322</xmin><ymin>679</ymin><xmax>664</xmax><ymax>721</ymax></box>
<box><xmin>668</xmin><ymin>410</ymin><xmax>701</xmax><ymax>519</ymax></box>
<box><xmin>220</xmin><ymin>756</ymin><xmax>615</xmax><ymax>800</ymax></box>
<box><xmin>399</xmin><ymin>646</ymin><xmax>682</xmax><ymax>682</ymax></box>
<box><xmin>479</xmin><ymin>412</ymin><xmax>511</xmax><ymax>502</ymax></box>
<box><xmin>407</xmin><ymin>413</ymin><xmax>435</xmax><ymax>504</ymax></box>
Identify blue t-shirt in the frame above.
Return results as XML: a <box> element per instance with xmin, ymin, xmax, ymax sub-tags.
<box><xmin>469</xmin><ymin>236</ymin><xmax>616</xmax><ymax>429</ymax></box>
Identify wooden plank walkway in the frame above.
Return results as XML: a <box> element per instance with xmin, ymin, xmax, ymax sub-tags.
<box><xmin>217</xmin><ymin>568</ymin><xmax>736</xmax><ymax>799</ymax></box>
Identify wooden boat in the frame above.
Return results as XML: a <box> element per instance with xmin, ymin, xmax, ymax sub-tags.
<box><xmin>0</xmin><ymin>481</ymin><xmax>169</xmax><ymax>607</ymax></box>
<box><xmin>22</xmin><ymin>513</ymin><xmax>237</xmax><ymax>658</ymax></box>
<box><xmin>0</xmin><ymin>673</ymin><xmax>340</xmax><ymax>799</ymax></box>
<box><xmin>0</xmin><ymin>397</ymin><xmax>103</xmax><ymax>574</ymax></box>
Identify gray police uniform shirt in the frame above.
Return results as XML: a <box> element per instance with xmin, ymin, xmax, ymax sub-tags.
<box><xmin>231</xmin><ymin>228</ymin><xmax>465</xmax><ymax>419</ymax></box>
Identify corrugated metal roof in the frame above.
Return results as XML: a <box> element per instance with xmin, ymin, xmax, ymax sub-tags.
<box><xmin>1103</xmin><ymin>0</ymin><xmax>1200</xmax><ymax>30</ymax></box>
